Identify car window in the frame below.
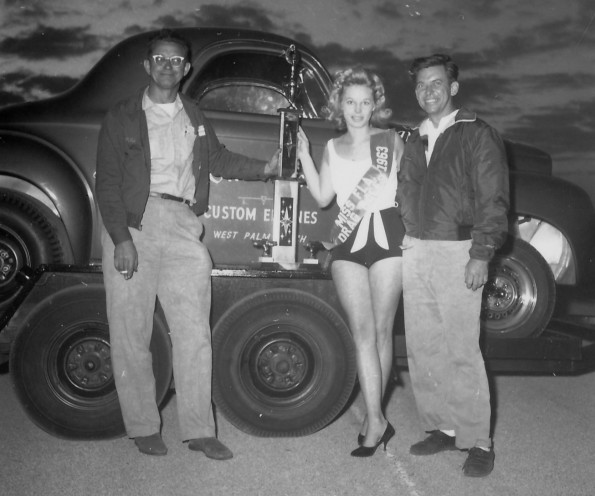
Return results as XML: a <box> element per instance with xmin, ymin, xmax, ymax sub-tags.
<box><xmin>186</xmin><ymin>50</ymin><xmax>327</xmax><ymax>118</ymax></box>
<box><xmin>200</xmin><ymin>85</ymin><xmax>289</xmax><ymax>115</ymax></box>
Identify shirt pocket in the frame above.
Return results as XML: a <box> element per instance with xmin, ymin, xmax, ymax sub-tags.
<box><xmin>180</xmin><ymin>124</ymin><xmax>197</xmax><ymax>160</ymax></box>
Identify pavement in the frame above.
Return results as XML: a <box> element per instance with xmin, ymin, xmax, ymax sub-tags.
<box><xmin>1</xmin><ymin>361</ymin><xmax>595</xmax><ymax>496</ymax></box>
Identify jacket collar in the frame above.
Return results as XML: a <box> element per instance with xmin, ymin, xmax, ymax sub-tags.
<box><xmin>412</xmin><ymin>107</ymin><xmax>477</xmax><ymax>132</ymax></box>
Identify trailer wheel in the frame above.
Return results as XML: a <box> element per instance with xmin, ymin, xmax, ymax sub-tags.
<box><xmin>0</xmin><ymin>190</ymin><xmax>72</xmax><ymax>316</ymax></box>
<box><xmin>212</xmin><ymin>288</ymin><xmax>356</xmax><ymax>437</ymax></box>
<box><xmin>10</xmin><ymin>285</ymin><xmax>172</xmax><ymax>440</ymax></box>
<box><xmin>482</xmin><ymin>237</ymin><xmax>556</xmax><ymax>338</ymax></box>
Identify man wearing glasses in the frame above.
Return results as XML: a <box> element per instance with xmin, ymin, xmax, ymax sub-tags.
<box><xmin>96</xmin><ymin>29</ymin><xmax>278</xmax><ymax>458</ymax></box>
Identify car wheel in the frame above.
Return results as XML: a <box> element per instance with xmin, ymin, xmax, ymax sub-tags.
<box><xmin>10</xmin><ymin>285</ymin><xmax>172</xmax><ymax>440</ymax></box>
<box><xmin>482</xmin><ymin>237</ymin><xmax>556</xmax><ymax>338</ymax></box>
<box><xmin>212</xmin><ymin>288</ymin><xmax>356</xmax><ymax>437</ymax></box>
<box><xmin>0</xmin><ymin>190</ymin><xmax>72</xmax><ymax>315</ymax></box>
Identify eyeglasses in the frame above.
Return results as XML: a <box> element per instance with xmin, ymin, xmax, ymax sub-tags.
<box><xmin>150</xmin><ymin>55</ymin><xmax>186</xmax><ymax>67</ymax></box>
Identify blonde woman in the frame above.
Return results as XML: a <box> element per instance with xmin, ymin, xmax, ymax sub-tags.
<box><xmin>298</xmin><ymin>66</ymin><xmax>404</xmax><ymax>457</ymax></box>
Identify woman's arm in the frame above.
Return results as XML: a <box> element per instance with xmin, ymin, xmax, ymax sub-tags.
<box><xmin>297</xmin><ymin>127</ymin><xmax>336</xmax><ymax>208</ymax></box>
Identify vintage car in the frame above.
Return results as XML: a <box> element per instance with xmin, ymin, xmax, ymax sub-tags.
<box><xmin>1</xmin><ymin>28</ymin><xmax>594</xmax><ymax>440</ymax></box>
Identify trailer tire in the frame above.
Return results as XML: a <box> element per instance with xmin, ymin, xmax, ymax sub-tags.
<box><xmin>482</xmin><ymin>237</ymin><xmax>556</xmax><ymax>338</ymax></box>
<box><xmin>10</xmin><ymin>285</ymin><xmax>172</xmax><ymax>440</ymax></box>
<box><xmin>212</xmin><ymin>288</ymin><xmax>356</xmax><ymax>437</ymax></box>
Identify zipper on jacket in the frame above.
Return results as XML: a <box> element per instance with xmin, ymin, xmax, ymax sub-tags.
<box><xmin>417</xmin><ymin>137</ymin><xmax>430</xmax><ymax>240</ymax></box>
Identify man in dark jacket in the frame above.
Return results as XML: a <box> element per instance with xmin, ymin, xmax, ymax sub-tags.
<box><xmin>398</xmin><ymin>54</ymin><xmax>509</xmax><ymax>477</ymax></box>
<box><xmin>96</xmin><ymin>29</ymin><xmax>278</xmax><ymax>458</ymax></box>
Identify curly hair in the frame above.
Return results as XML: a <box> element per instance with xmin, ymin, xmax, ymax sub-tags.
<box><xmin>323</xmin><ymin>66</ymin><xmax>391</xmax><ymax>130</ymax></box>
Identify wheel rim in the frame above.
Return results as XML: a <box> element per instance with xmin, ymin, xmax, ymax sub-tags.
<box><xmin>242</xmin><ymin>326</ymin><xmax>316</xmax><ymax>404</ymax></box>
<box><xmin>483</xmin><ymin>258</ymin><xmax>537</xmax><ymax>332</ymax></box>
<box><xmin>0</xmin><ymin>227</ymin><xmax>29</xmax><ymax>289</ymax></box>
<box><xmin>47</xmin><ymin>324</ymin><xmax>117</xmax><ymax>406</ymax></box>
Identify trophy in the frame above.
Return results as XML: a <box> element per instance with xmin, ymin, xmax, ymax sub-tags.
<box><xmin>277</xmin><ymin>45</ymin><xmax>301</xmax><ymax>179</ymax></box>
<box><xmin>256</xmin><ymin>45</ymin><xmax>302</xmax><ymax>266</ymax></box>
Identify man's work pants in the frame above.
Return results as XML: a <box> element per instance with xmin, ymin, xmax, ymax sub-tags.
<box><xmin>402</xmin><ymin>236</ymin><xmax>491</xmax><ymax>449</ymax></box>
<box><xmin>102</xmin><ymin>197</ymin><xmax>214</xmax><ymax>441</ymax></box>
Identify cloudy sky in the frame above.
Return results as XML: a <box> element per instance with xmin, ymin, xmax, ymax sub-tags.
<box><xmin>1</xmin><ymin>0</ymin><xmax>594</xmax><ymax>194</ymax></box>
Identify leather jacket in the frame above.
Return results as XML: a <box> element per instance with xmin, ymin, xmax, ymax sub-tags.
<box><xmin>397</xmin><ymin>108</ymin><xmax>509</xmax><ymax>261</ymax></box>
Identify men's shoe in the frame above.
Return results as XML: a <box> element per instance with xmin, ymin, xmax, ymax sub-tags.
<box><xmin>134</xmin><ymin>433</ymin><xmax>168</xmax><ymax>456</ymax></box>
<box><xmin>188</xmin><ymin>437</ymin><xmax>233</xmax><ymax>460</ymax></box>
<box><xmin>462</xmin><ymin>447</ymin><xmax>495</xmax><ymax>477</ymax></box>
<box><xmin>409</xmin><ymin>430</ymin><xmax>457</xmax><ymax>456</ymax></box>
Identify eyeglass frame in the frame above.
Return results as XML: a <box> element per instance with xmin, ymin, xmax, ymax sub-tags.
<box><xmin>149</xmin><ymin>54</ymin><xmax>186</xmax><ymax>67</ymax></box>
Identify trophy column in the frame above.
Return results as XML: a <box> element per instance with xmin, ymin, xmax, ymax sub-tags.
<box><xmin>270</xmin><ymin>108</ymin><xmax>300</xmax><ymax>265</ymax></box>
<box><xmin>254</xmin><ymin>44</ymin><xmax>306</xmax><ymax>267</ymax></box>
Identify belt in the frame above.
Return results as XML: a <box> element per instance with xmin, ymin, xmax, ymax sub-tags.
<box><xmin>150</xmin><ymin>192</ymin><xmax>192</xmax><ymax>206</ymax></box>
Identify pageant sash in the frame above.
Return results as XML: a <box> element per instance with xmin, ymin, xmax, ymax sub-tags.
<box><xmin>325</xmin><ymin>129</ymin><xmax>396</xmax><ymax>249</ymax></box>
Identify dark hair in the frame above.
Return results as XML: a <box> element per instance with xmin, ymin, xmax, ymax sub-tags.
<box><xmin>323</xmin><ymin>65</ymin><xmax>391</xmax><ymax>130</ymax></box>
<box><xmin>408</xmin><ymin>54</ymin><xmax>459</xmax><ymax>83</ymax></box>
<box><xmin>146</xmin><ymin>29</ymin><xmax>191</xmax><ymax>61</ymax></box>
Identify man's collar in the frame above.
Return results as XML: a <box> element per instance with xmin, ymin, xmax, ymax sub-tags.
<box><xmin>419</xmin><ymin>109</ymin><xmax>459</xmax><ymax>136</ymax></box>
<box><xmin>142</xmin><ymin>87</ymin><xmax>182</xmax><ymax>111</ymax></box>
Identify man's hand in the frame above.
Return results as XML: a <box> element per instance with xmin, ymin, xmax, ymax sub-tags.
<box><xmin>264</xmin><ymin>148</ymin><xmax>282</xmax><ymax>177</ymax></box>
<box><xmin>114</xmin><ymin>240</ymin><xmax>138</xmax><ymax>280</ymax></box>
<box><xmin>465</xmin><ymin>258</ymin><xmax>489</xmax><ymax>291</ymax></box>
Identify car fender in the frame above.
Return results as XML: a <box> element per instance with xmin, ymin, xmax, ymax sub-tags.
<box><xmin>0</xmin><ymin>131</ymin><xmax>95</xmax><ymax>264</ymax></box>
<box><xmin>510</xmin><ymin>171</ymin><xmax>595</xmax><ymax>283</ymax></box>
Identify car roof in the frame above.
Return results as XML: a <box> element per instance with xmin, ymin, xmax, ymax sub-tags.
<box><xmin>0</xmin><ymin>27</ymin><xmax>329</xmax><ymax>121</ymax></box>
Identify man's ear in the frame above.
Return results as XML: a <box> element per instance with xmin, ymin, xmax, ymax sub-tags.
<box><xmin>143</xmin><ymin>59</ymin><xmax>151</xmax><ymax>76</ymax></box>
<box><xmin>183</xmin><ymin>62</ymin><xmax>191</xmax><ymax>77</ymax></box>
<box><xmin>450</xmin><ymin>81</ymin><xmax>459</xmax><ymax>97</ymax></box>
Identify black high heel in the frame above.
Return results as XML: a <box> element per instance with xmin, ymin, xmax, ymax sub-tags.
<box><xmin>351</xmin><ymin>421</ymin><xmax>395</xmax><ymax>457</ymax></box>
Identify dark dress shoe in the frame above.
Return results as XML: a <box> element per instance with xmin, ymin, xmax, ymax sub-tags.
<box><xmin>188</xmin><ymin>437</ymin><xmax>233</xmax><ymax>460</ymax></box>
<box><xmin>134</xmin><ymin>433</ymin><xmax>168</xmax><ymax>456</ymax></box>
<box><xmin>463</xmin><ymin>447</ymin><xmax>495</xmax><ymax>477</ymax></box>
<box><xmin>351</xmin><ymin>422</ymin><xmax>395</xmax><ymax>457</ymax></box>
<box><xmin>409</xmin><ymin>430</ymin><xmax>457</xmax><ymax>456</ymax></box>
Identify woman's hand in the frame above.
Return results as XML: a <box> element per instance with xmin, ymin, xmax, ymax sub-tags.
<box><xmin>297</xmin><ymin>127</ymin><xmax>310</xmax><ymax>160</ymax></box>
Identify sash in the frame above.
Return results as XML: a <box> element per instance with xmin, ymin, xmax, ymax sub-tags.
<box><xmin>325</xmin><ymin>129</ymin><xmax>396</xmax><ymax>249</ymax></box>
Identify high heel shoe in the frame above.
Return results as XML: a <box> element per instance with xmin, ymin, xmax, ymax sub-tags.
<box><xmin>350</xmin><ymin>422</ymin><xmax>395</xmax><ymax>457</ymax></box>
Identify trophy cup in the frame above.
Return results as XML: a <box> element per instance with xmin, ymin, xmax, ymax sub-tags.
<box><xmin>256</xmin><ymin>45</ymin><xmax>302</xmax><ymax>266</ymax></box>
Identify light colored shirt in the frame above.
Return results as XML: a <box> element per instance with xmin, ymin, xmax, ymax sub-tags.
<box><xmin>143</xmin><ymin>90</ymin><xmax>196</xmax><ymax>202</ymax></box>
<box><xmin>419</xmin><ymin>109</ymin><xmax>458</xmax><ymax>164</ymax></box>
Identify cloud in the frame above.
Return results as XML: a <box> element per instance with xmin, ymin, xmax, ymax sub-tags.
<box><xmin>0</xmin><ymin>70</ymin><xmax>79</xmax><ymax>105</ymax></box>
<box><xmin>146</xmin><ymin>2</ymin><xmax>282</xmax><ymax>32</ymax></box>
<box><xmin>0</xmin><ymin>24</ymin><xmax>102</xmax><ymax>60</ymax></box>
<box><xmin>506</xmin><ymin>97</ymin><xmax>595</xmax><ymax>156</ymax></box>
<box><xmin>437</xmin><ymin>0</ymin><xmax>501</xmax><ymax>19</ymax></box>
<box><xmin>3</xmin><ymin>0</ymin><xmax>50</xmax><ymax>24</ymax></box>
<box><xmin>187</xmin><ymin>3</ymin><xmax>277</xmax><ymax>31</ymax></box>
<box><xmin>374</xmin><ymin>2</ymin><xmax>402</xmax><ymax>19</ymax></box>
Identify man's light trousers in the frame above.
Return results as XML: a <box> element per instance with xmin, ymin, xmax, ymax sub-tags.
<box><xmin>102</xmin><ymin>197</ymin><xmax>215</xmax><ymax>440</ymax></box>
<box><xmin>402</xmin><ymin>236</ymin><xmax>492</xmax><ymax>449</ymax></box>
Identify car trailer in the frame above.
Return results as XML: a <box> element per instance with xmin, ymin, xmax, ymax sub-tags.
<box><xmin>3</xmin><ymin>263</ymin><xmax>595</xmax><ymax>376</ymax></box>
<box><xmin>1</xmin><ymin>263</ymin><xmax>595</xmax><ymax>441</ymax></box>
